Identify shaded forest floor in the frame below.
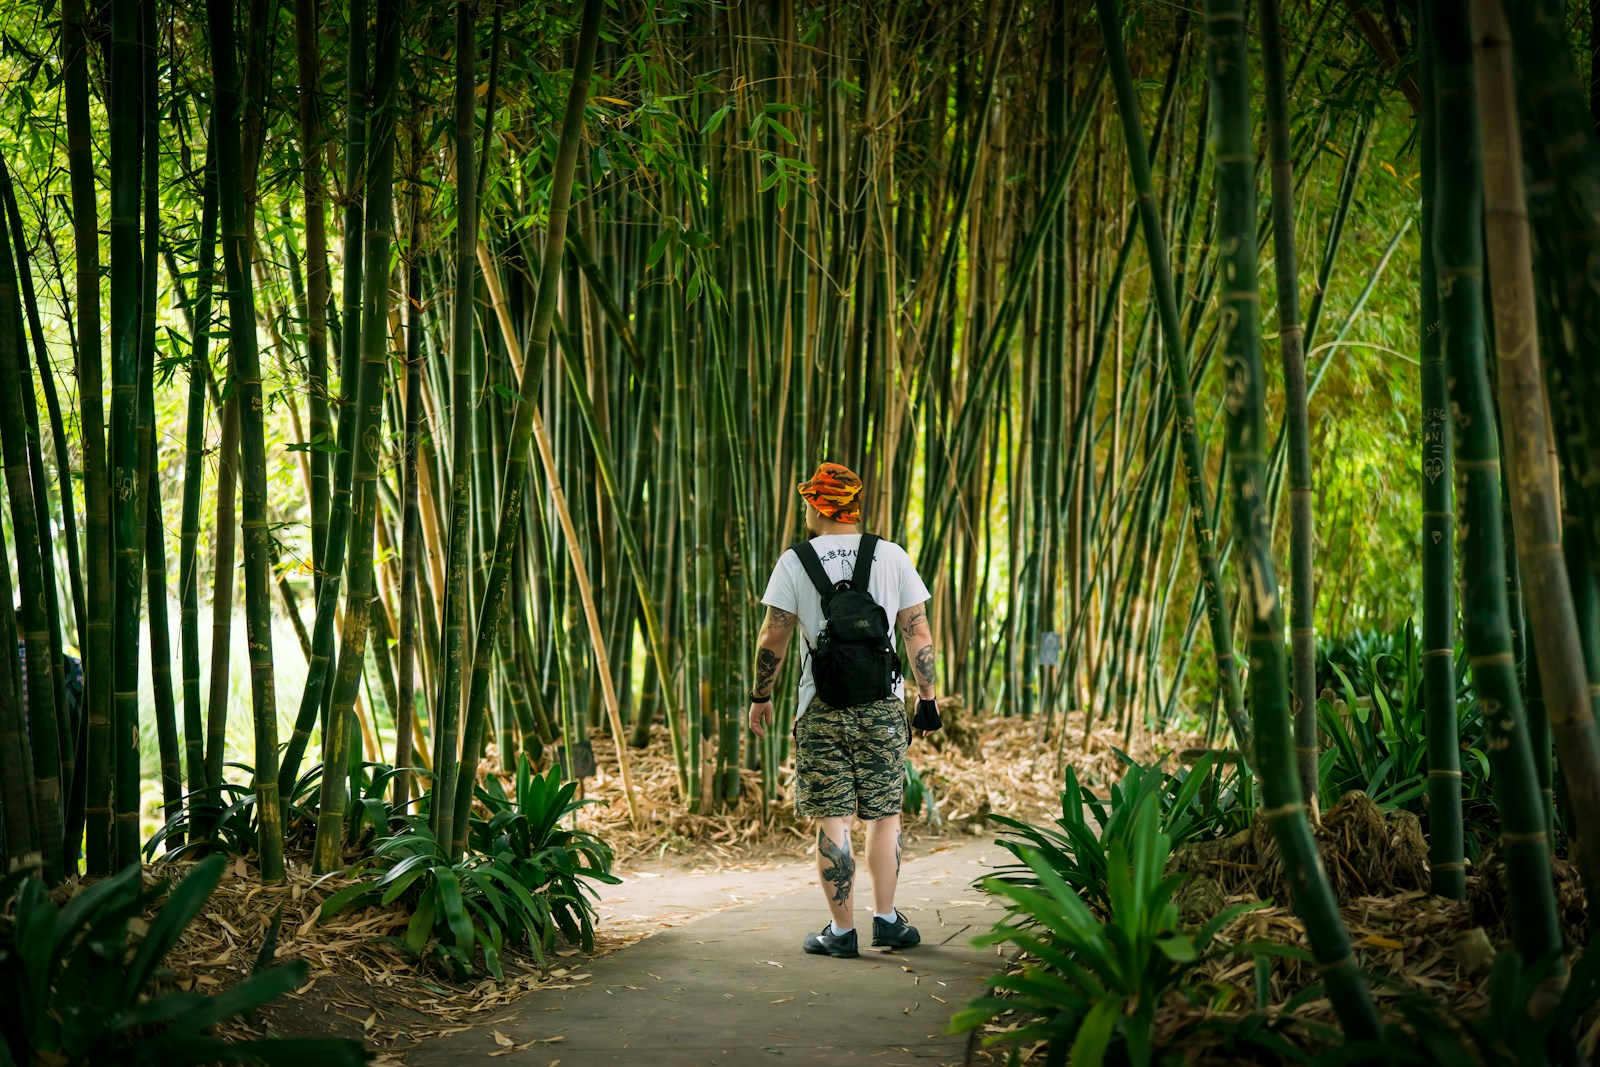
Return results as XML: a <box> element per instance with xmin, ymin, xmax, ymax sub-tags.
<box><xmin>152</xmin><ymin>711</ymin><xmax>1190</xmax><ymax>1061</ymax></box>
<box><xmin>140</xmin><ymin>711</ymin><xmax>1600</xmax><ymax>1062</ymax></box>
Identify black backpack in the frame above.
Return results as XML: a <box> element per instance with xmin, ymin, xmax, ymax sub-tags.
<box><xmin>792</xmin><ymin>535</ymin><xmax>900</xmax><ymax>707</ymax></box>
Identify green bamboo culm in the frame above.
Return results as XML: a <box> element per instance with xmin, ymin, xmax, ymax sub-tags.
<box><xmin>0</xmin><ymin>162</ymin><xmax>64</xmax><ymax>884</ymax></box>
<box><xmin>208</xmin><ymin>0</ymin><xmax>284</xmax><ymax>884</ymax></box>
<box><xmin>1474</xmin><ymin>0</ymin><xmax>1600</xmax><ymax>904</ymax></box>
<box><xmin>1096</xmin><ymin>0</ymin><xmax>1249</xmax><ymax>752</ymax></box>
<box><xmin>1498</xmin><ymin>0</ymin><xmax>1600</xmax><ymax>900</ymax></box>
<box><xmin>312</xmin><ymin>0</ymin><xmax>404</xmax><ymax>875</ymax></box>
<box><xmin>139</xmin><ymin>0</ymin><xmax>181</xmax><ymax>848</ymax></box>
<box><xmin>1201</xmin><ymin>0</ymin><xmax>1381</xmax><ymax>1041</ymax></box>
<box><xmin>1428</xmin><ymin>0</ymin><xmax>1564</xmax><ymax>965</ymax></box>
<box><xmin>178</xmin><ymin>137</ymin><xmax>218</xmax><ymax>824</ymax></box>
<box><xmin>0</xmin><ymin>155</ymin><xmax>80</xmax><ymax>843</ymax></box>
<box><xmin>1503</xmin><ymin>0</ymin><xmax>1600</xmax><ymax>590</ymax></box>
<box><xmin>1257</xmin><ymin>0</ymin><xmax>1318</xmax><ymax>802</ymax></box>
<box><xmin>431</xmin><ymin>0</ymin><xmax>477</xmax><ymax>855</ymax></box>
<box><xmin>63</xmin><ymin>0</ymin><xmax>113</xmax><ymax>876</ymax></box>
<box><xmin>108</xmin><ymin>0</ymin><xmax>146</xmax><ymax>870</ymax></box>
<box><xmin>1416</xmin><ymin>4</ymin><xmax>1464</xmax><ymax>901</ymax></box>
<box><xmin>295</xmin><ymin>0</ymin><xmax>331</xmax><ymax>601</ymax></box>
<box><xmin>449</xmin><ymin>0</ymin><xmax>605</xmax><ymax>857</ymax></box>
<box><xmin>277</xmin><ymin>0</ymin><xmax>367</xmax><ymax>801</ymax></box>
<box><xmin>394</xmin><ymin>122</ymin><xmax>424</xmax><ymax>812</ymax></box>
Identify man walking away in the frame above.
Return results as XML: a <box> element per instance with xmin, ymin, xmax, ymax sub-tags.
<box><xmin>748</xmin><ymin>462</ymin><xmax>943</xmax><ymax>959</ymax></box>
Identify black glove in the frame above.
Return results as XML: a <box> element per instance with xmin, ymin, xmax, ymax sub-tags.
<box><xmin>912</xmin><ymin>697</ymin><xmax>942</xmax><ymax>732</ymax></box>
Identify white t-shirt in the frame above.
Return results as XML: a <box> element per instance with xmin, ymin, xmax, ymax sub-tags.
<box><xmin>760</xmin><ymin>533</ymin><xmax>932</xmax><ymax>718</ymax></box>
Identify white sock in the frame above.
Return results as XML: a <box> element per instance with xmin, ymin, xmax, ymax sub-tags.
<box><xmin>874</xmin><ymin>911</ymin><xmax>898</xmax><ymax>923</ymax></box>
<box><xmin>831</xmin><ymin>920</ymin><xmax>854</xmax><ymax>936</ymax></box>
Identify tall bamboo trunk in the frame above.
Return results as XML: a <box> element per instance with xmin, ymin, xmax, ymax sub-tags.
<box><xmin>65</xmin><ymin>0</ymin><xmax>113</xmax><ymax>877</ymax></box>
<box><xmin>179</xmin><ymin>143</ymin><xmax>219</xmax><ymax>815</ymax></box>
<box><xmin>296</xmin><ymin>0</ymin><xmax>331</xmax><ymax>597</ymax></box>
<box><xmin>1417</xmin><ymin>4</ymin><xmax>1464</xmax><ymax>901</ymax></box>
<box><xmin>1473</xmin><ymin>0</ymin><xmax>1600</xmax><ymax>897</ymax></box>
<box><xmin>1097</xmin><ymin>0</ymin><xmax>1249</xmax><ymax>750</ymax></box>
<box><xmin>109</xmin><ymin>0</ymin><xmax>147</xmax><ymax>870</ymax></box>
<box><xmin>0</xmin><ymin>160</ymin><xmax>64</xmax><ymax>883</ymax></box>
<box><xmin>1430</xmin><ymin>0</ymin><xmax>1564</xmax><ymax>965</ymax></box>
<box><xmin>138</xmin><ymin>0</ymin><xmax>181</xmax><ymax>848</ymax></box>
<box><xmin>431</xmin><ymin>0</ymin><xmax>477</xmax><ymax>852</ymax></box>
<box><xmin>279</xmin><ymin>0</ymin><xmax>367</xmax><ymax>799</ymax></box>
<box><xmin>203</xmin><ymin>396</ymin><xmax>239</xmax><ymax>816</ymax></box>
<box><xmin>395</xmin><ymin>120</ymin><xmax>425</xmax><ymax>810</ymax></box>
<box><xmin>1258</xmin><ymin>0</ymin><xmax>1318</xmax><ymax>804</ymax></box>
<box><xmin>208</xmin><ymin>0</ymin><xmax>284</xmax><ymax>884</ymax></box>
<box><xmin>449</xmin><ymin>0</ymin><xmax>606</xmax><ymax>852</ymax></box>
<box><xmin>0</xmin><ymin>162</ymin><xmax>77</xmax><ymax>830</ymax></box>
<box><xmin>1503</xmin><ymin>1</ymin><xmax>1600</xmax><ymax>595</ymax></box>
<box><xmin>1202</xmin><ymin>0</ymin><xmax>1380</xmax><ymax>1039</ymax></box>
<box><xmin>313</xmin><ymin>0</ymin><xmax>404</xmax><ymax>875</ymax></box>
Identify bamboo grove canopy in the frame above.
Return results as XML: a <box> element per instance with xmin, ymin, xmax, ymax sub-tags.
<box><xmin>1</xmin><ymin>0</ymin><xmax>1598</xmax><ymax>991</ymax></box>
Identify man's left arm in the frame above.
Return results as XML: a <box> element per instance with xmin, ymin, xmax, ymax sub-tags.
<box><xmin>897</xmin><ymin>601</ymin><xmax>942</xmax><ymax>735</ymax></box>
<box><xmin>748</xmin><ymin>605</ymin><xmax>797</xmax><ymax>738</ymax></box>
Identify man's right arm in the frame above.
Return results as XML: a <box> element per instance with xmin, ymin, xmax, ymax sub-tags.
<box><xmin>749</xmin><ymin>604</ymin><xmax>797</xmax><ymax>739</ymax></box>
<box><xmin>896</xmin><ymin>601</ymin><xmax>937</xmax><ymax>700</ymax></box>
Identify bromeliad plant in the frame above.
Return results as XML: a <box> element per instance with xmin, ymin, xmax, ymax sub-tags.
<box><xmin>320</xmin><ymin>759</ymin><xmax>616</xmax><ymax>979</ymax></box>
<box><xmin>987</xmin><ymin>753</ymin><xmax>1249</xmax><ymax>915</ymax></box>
<box><xmin>955</xmin><ymin>791</ymin><xmax>1268</xmax><ymax>1067</ymax></box>
<box><xmin>1314</xmin><ymin>626</ymin><xmax>1494</xmax><ymax>839</ymax></box>
<box><xmin>144</xmin><ymin>761</ymin><xmax>414</xmax><ymax>863</ymax></box>
<box><xmin>468</xmin><ymin>756</ymin><xmax>619</xmax><ymax>954</ymax></box>
<box><xmin>0</xmin><ymin>856</ymin><xmax>368</xmax><ymax>1067</ymax></box>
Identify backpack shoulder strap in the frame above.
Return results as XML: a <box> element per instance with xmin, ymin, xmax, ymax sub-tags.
<box><xmin>851</xmin><ymin>534</ymin><xmax>881</xmax><ymax>592</ymax></box>
<box><xmin>789</xmin><ymin>541</ymin><xmax>834</xmax><ymax>597</ymax></box>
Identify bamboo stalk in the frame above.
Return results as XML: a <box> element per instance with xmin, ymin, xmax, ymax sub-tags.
<box><xmin>394</xmin><ymin>117</ymin><xmax>424</xmax><ymax>810</ymax></box>
<box><xmin>278</xmin><ymin>0</ymin><xmax>368</xmax><ymax>800</ymax></box>
<box><xmin>313</xmin><ymin>0</ymin><xmax>403</xmax><ymax>874</ymax></box>
<box><xmin>109</xmin><ymin>0</ymin><xmax>146</xmax><ymax>870</ymax></box>
<box><xmin>449</xmin><ymin>0</ymin><xmax>608</xmax><ymax>852</ymax></box>
<box><xmin>296</xmin><ymin>0</ymin><xmax>331</xmax><ymax>594</ymax></box>
<box><xmin>1417</xmin><ymin>4</ymin><xmax>1465</xmax><ymax>901</ymax></box>
<box><xmin>0</xmin><ymin>156</ymin><xmax>75</xmax><ymax>834</ymax></box>
<box><xmin>1472</xmin><ymin>0</ymin><xmax>1600</xmax><ymax>898</ymax></box>
<box><xmin>0</xmin><ymin>162</ymin><xmax>64</xmax><ymax>882</ymax></box>
<box><xmin>209</xmin><ymin>0</ymin><xmax>284</xmax><ymax>883</ymax></box>
<box><xmin>1258</xmin><ymin>0</ymin><xmax>1318</xmax><ymax>806</ymax></box>
<box><xmin>63</xmin><ymin>0</ymin><xmax>113</xmax><ymax>877</ymax></box>
<box><xmin>1202</xmin><ymin>0</ymin><xmax>1379</xmax><ymax>1038</ymax></box>
<box><xmin>431</xmin><ymin>0</ymin><xmax>477</xmax><ymax>854</ymax></box>
<box><xmin>139</xmin><ymin>0</ymin><xmax>181</xmax><ymax>850</ymax></box>
<box><xmin>1097</xmin><ymin>0</ymin><xmax>1249</xmax><ymax>751</ymax></box>
<box><xmin>1430</xmin><ymin>0</ymin><xmax>1564</xmax><ymax>964</ymax></box>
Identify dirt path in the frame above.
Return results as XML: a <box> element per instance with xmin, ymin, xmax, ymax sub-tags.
<box><xmin>402</xmin><ymin>838</ymin><xmax>1009</xmax><ymax>1066</ymax></box>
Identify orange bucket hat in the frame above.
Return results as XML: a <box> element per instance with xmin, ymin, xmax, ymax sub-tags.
<box><xmin>797</xmin><ymin>462</ymin><xmax>864</xmax><ymax>524</ymax></box>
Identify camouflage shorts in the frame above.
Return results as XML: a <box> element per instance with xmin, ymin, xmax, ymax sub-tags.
<box><xmin>794</xmin><ymin>696</ymin><xmax>909</xmax><ymax>820</ymax></box>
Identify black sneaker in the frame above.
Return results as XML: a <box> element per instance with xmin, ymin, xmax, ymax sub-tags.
<box><xmin>872</xmin><ymin>911</ymin><xmax>921</xmax><ymax>949</ymax></box>
<box><xmin>803</xmin><ymin>923</ymin><xmax>860</xmax><ymax>958</ymax></box>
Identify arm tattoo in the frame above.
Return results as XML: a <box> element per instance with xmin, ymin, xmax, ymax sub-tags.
<box><xmin>766</xmin><ymin>605</ymin><xmax>797</xmax><ymax>629</ymax></box>
<box><xmin>817</xmin><ymin>828</ymin><xmax>855</xmax><ymax>907</ymax></box>
<box><xmin>898</xmin><ymin>606</ymin><xmax>928</xmax><ymax>638</ymax></box>
<box><xmin>913</xmin><ymin>644</ymin><xmax>937</xmax><ymax>688</ymax></box>
<box><xmin>754</xmin><ymin>647</ymin><xmax>781</xmax><ymax>695</ymax></box>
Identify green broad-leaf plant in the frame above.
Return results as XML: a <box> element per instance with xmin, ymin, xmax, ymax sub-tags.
<box><xmin>0</xmin><ymin>856</ymin><xmax>368</xmax><ymax>1066</ymax></box>
<box><xmin>955</xmin><ymin>790</ymin><xmax>1267</xmax><ymax>1067</ymax></box>
<box><xmin>320</xmin><ymin>759</ymin><xmax>616</xmax><ymax>980</ymax></box>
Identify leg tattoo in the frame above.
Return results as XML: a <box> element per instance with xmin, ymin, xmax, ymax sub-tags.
<box><xmin>818</xmin><ymin>827</ymin><xmax>855</xmax><ymax>907</ymax></box>
<box><xmin>895</xmin><ymin>830</ymin><xmax>902</xmax><ymax>879</ymax></box>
